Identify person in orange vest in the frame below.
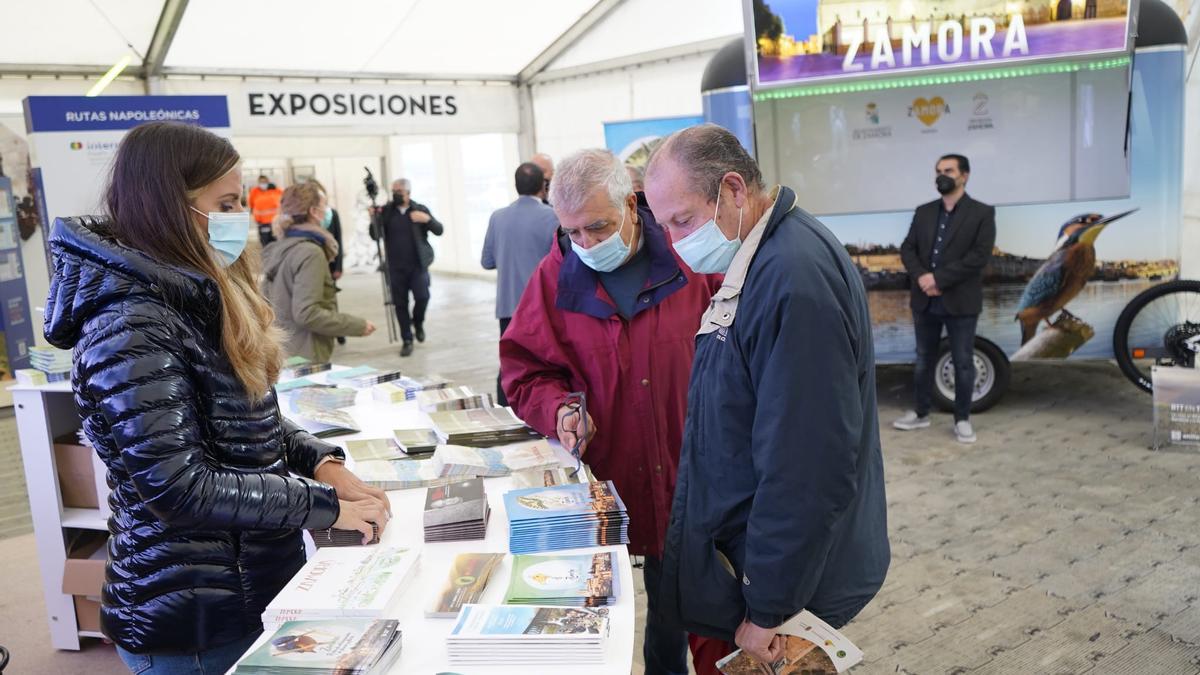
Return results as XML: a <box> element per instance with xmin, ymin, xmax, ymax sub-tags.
<box><xmin>248</xmin><ymin>175</ymin><xmax>283</xmax><ymax>246</ymax></box>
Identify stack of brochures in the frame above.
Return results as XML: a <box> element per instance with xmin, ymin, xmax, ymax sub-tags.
<box><xmin>417</xmin><ymin>386</ymin><xmax>493</xmax><ymax>412</ymax></box>
<box><xmin>29</xmin><ymin>347</ymin><xmax>72</xmax><ymax>382</ymax></box>
<box><xmin>261</xmin><ymin>546</ymin><xmax>420</xmax><ymax>632</ymax></box>
<box><xmin>447</xmin><ymin>605</ymin><xmax>610</xmax><ymax>665</ymax></box>
<box><xmin>353</xmin><ymin>442</ymin><xmax>558</xmax><ymax>490</ymax></box>
<box><xmin>344</xmin><ymin>438</ymin><xmax>405</xmax><ymax>462</ymax></box>
<box><xmin>309</xmin><ymin>522</ymin><xmax>380</xmax><ymax>548</ymax></box>
<box><xmin>393</xmin><ymin>428</ymin><xmax>439</xmax><ymax>456</ymax></box>
<box><xmin>504</xmin><ymin>552</ymin><xmax>618</xmax><ymax>607</ymax></box>
<box><xmin>280</xmin><ymin>357</ymin><xmax>332</xmax><ymax>381</ymax></box>
<box><xmin>233</xmin><ymin>619</ymin><xmax>402</xmax><ymax>675</ymax></box>
<box><xmin>352</xmin><ymin>456</ymin><xmax>450</xmax><ymax>490</ymax></box>
<box><xmin>372</xmin><ymin>374</ymin><xmax>452</xmax><ymax>403</ymax></box>
<box><xmin>287</xmin><ymin>386</ymin><xmax>358</xmax><ymax>411</ymax></box>
<box><xmin>438</xmin><ymin>441</ymin><xmax>558</xmax><ymax>478</ymax></box>
<box><xmin>425</xmin><ymin>553</ymin><xmax>504</xmax><ymax>618</ymax></box>
<box><xmin>423</xmin><ymin>478</ymin><xmax>490</xmax><ymax>542</ymax></box>
<box><xmin>510</xmin><ymin>466</ymin><xmax>586</xmax><ymax>489</ymax></box>
<box><xmin>429</xmin><ymin>407</ymin><xmax>542</xmax><ymax>447</ymax></box>
<box><xmin>503</xmin><ymin>481</ymin><xmax>630</xmax><ymax>554</ymax></box>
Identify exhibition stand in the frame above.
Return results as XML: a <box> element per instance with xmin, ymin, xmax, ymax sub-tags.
<box><xmin>12</xmin><ymin>373</ymin><xmax>636</xmax><ymax>673</ymax></box>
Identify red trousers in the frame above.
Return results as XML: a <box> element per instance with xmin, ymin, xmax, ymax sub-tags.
<box><xmin>689</xmin><ymin>634</ymin><xmax>737</xmax><ymax>675</ymax></box>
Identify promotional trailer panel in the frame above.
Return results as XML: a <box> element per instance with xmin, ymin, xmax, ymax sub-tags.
<box><xmin>751</xmin><ymin>46</ymin><xmax>1183</xmax><ymax>363</ymax></box>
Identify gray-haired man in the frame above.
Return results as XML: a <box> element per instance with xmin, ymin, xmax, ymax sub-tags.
<box><xmin>644</xmin><ymin>123</ymin><xmax>890</xmax><ymax>670</ymax></box>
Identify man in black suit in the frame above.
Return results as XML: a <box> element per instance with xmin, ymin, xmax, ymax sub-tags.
<box><xmin>895</xmin><ymin>154</ymin><xmax>995</xmax><ymax>443</ymax></box>
<box><xmin>372</xmin><ymin>178</ymin><xmax>444</xmax><ymax>357</ymax></box>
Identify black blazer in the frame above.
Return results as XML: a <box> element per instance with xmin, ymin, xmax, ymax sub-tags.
<box><xmin>900</xmin><ymin>193</ymin><xmax>996</xmax><ymax>315</ymax></box>
<box><xmin>372</xmin><ymin>199</ymin><xmax>445</xmax><ymax>270</ymax></box>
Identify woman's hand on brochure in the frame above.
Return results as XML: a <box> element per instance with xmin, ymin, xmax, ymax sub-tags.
<box><xmin>315</xmin><ymin>460</ymin><xmax>392</xmax><ymax>516</ymax></box>
<box><xmin>556</xmin><ymin>404</ymin><xmax>596</xmax><ymax>456</ymax></box>
<box><xmin>334</xmin><ymin>499</ymin><xmax>390</xmax><ymax>545</ymax></box>
<box><xmin>735</xmin><ymin>618</ymin><xmax>784</xmax><ymax>666</ymax></box>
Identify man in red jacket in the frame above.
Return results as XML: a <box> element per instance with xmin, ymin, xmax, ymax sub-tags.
<box><xmin>501</xmin><ymin>148</ymin><xmax>721</xmax><ymax>675</ymax></box>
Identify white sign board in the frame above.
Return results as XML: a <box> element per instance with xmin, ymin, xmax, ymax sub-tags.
<box><xmin>230</xmin><ymin>83</ymin><xmax>519</xmax><ymax>134</ymax></box>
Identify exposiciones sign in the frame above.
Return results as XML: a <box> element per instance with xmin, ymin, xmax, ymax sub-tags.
<box><xmin>232</xmin><ymin>83</ymin><xmax>518</xmax><ymax>134</ymax></box>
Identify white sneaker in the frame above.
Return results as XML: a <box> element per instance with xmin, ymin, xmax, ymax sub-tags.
<box><xmin>954</xmin><ymin>420</ymin><xmax>977</xmax><ymax>444</ymax></box>
<box><xmin>893</xmin><ymin>411</ymin><xmax>931</xmax><ymax>431</ymax></box>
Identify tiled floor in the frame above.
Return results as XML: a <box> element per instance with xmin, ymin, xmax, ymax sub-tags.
<box><xmin>4</xmin><ymin>269</ymin><xmax>1200</xmax><ymax>674</ymax></box>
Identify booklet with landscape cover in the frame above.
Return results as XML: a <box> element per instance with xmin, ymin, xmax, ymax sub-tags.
<box><xmin>429</xmin><ymin>407</ymin><xmax>543</xmax><ymax>447</ymax></box>
<box><xmin>289</xmin><ymin>406</ymin><xmax>361</xmax><ymax>439</ymax></box>
<box><xmin>262</xmin><ymin>546</ymin><xmax>420</xmax><ymax>631</ymax></box>
<box><xmin>352</xmin><ymin>442</ymin><xmax>560</xmax><ymax>489</ymax></box>
<box><xmin>503</xmin><ymin>481</ymin><xmax>630</xmax><ymax>554</ymax></box>
<box><xmin>344</xmin><ymin>438</ymin><xmax>405</xmax><ymax>462</ymax></box>
<box><xmin>715</xmin><ymin>610</ymin><xmax>863</xmax><ymax>674</ymax></box>
<box><xmin>510</xmin><ymin>465</ymin><xmax>587</xmax><ymax>489</ymax></box>
<box><xmin>446</xmin><ymin>605</ymin><xmax>610</xmax><ymax>665</ymax></box>
<box><xmin>425</xmin><ymin>553</ymin><xmax>505</xmax><ymax>618</ymax></box>
<box><xmin>503</xmin><ymin>552</ymin><xmax>618</xmax><ymax>607</ymax></box>
<box><xmin>234</xmin><ymin>619</ymin><xmax>401</xmax><ymax>675</ymax></box>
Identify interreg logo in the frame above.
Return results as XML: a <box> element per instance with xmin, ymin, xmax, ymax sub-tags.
<box><xmin>69</xmin><ymin>142</ymin><xmax>83</xmax><ymax>150</ymax></box>
<box><xmin>866</xmin><ymin>103</ymin><xmax>880</xmax><ymax>125</ymax></box>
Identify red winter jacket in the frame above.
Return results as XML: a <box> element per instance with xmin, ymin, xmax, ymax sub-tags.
<box><xmin>500</xmin><ymin>198</ymin><xmax>720</xmax><ymax>556</ymax></box>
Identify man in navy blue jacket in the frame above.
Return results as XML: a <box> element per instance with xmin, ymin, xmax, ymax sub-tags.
<box><xmin>644</xmin><ymin>124</ymin><xmax>890</xmax><ymax>670</ymax></box>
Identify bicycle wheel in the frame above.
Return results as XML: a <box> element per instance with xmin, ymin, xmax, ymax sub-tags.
<box><xmin>1112</xmin><ymin>279</ymin><xmax>1200</xmax><ymax>393</ymax></box>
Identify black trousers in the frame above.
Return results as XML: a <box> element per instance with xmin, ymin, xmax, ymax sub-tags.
<box><xmin>388</xmin><ymin>267</ymin><xmax>430</xmax><ymax>342</ymax></box>
<box><xmin>913</xmin><ymin>307</ymin><xmax>978</xmax><ymax>421</ymax></box>
<box><xmin>496</xmin><ymin>318</ymin><xmax>511</xmax><ymax>406</ymax></box>
<box><xmin>642</xmin><ymin>555</ymin><xmax>689</xmax><ymax>675</ymax></box>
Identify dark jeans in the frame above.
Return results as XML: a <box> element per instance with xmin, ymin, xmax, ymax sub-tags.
<box><xmin>117</xmin><ymin>631</ymin><xmax>261</xmax><ymax>674</ymax></box>
<box><xmin>388</xmin><ymin>267</ymin><xmax>430</xmax><ymax>342</ymax></box>
<box><xmin>497</xmin><ymin>317</ymin><xmax>511</xmax><ymax>406</ymax></box>
<box><xmin>913</xmin><ymin>306</ymin><xmax>978</xmax><ymax>421</ymax></box>
<box><xmin>643</xmin><ymin>555</ymin><xmax>689</xmax><ymax>675</ymax></box>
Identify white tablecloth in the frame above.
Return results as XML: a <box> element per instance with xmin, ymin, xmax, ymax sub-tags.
<box><xmin>232</xmin><ymin>380</ymin><xmax>636</xmax><ymax>674</ymax></box>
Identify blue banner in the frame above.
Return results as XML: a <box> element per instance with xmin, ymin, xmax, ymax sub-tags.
<box><xmin>24</xmin><ymin>96</ymin><xmax>230</xmax><ymax>133</ymax></box>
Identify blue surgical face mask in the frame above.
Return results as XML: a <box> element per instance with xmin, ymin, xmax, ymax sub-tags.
<box><xmin>671</xmin><ymin>186</ymin><xmax>743</xmax><ymax>274</ymax></box>
<box><xmin>321</xmin><ymin>206</ymin><xmax>334</xmax><ymax>229</ymax></box>
<box><xmin>571</xmin><ymin>205</ymin><xmax>630</xmax><ymax>273</ymax></box>
<box><xmin>191</xmin><ymin>205</ymin><xmax>249</xmax><ymax>267</ymax></box>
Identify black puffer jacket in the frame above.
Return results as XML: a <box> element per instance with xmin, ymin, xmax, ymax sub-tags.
<box><xmin>44</xmin><ymin>217</ymin><xmax>342</xmax><ymax>654</ymax></box>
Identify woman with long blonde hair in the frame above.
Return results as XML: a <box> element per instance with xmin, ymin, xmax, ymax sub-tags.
<box><xmin>43</xmin><ymin>122</ymin><xmax>389</xmax><ymax>674</ymax></box>
<box><xmin>262</xmin><ymin>180</ymin><xmax>375</xmax><ymax>361</ymax></box>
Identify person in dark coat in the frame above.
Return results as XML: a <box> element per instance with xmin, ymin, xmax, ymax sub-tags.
<box><xmin>644</xmin><ymin>124</ymin><xmax>890</xmax><ymax>671</ymax></box>
<box><xmin>896</xmin><ymin>154</ymin><xmax>996</xmax><ymax>443</ymax></box>
<box><xmin>371</xmin><ymin>178</ymin><xmax>444</xmax><ymax>357</ymax></box>
<box><xmin>500</xmin><ymin>148</ymin><xmax>723</xmax><ymax>675</ymax></box>
<box><xmin>42</xmin><ymin>122</ymin><xmax>390</xmax><ymax>674</ymax></box>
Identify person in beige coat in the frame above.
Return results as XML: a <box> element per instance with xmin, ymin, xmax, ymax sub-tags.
<box><xmin>262</xmin><ymin>181</ymin><xmax>375</xmax><ymax>361</ymax></box>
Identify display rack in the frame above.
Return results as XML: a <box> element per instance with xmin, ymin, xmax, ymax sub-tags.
<box><xmin>12</xmin><ymin>380</ymin><xmax>110</xmax><ymax>649</ymax></box>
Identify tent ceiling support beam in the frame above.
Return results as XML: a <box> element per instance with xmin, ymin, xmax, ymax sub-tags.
<box><xmin>529</xmin><ymin>36</ymin><xmax>738</xmax><ymax>85</ymax></box>
<box><xmin>159</xmin><ymin>66</ymin><xmax>519</xmax><ymax>84</ymax></box>
<box><xmin>143</xmin><ymin>0</ymin><xmax>189</xmax><ymax>90</ymax></box>
<box><xmin>518</xmin><ymin>0</ymin><xmax>624</xmax><ymax>84</ymax></box>
<box><xmin>0</xmin><ymin>64</ymin><xmax>147</xmax><ymax>78</ymax></box>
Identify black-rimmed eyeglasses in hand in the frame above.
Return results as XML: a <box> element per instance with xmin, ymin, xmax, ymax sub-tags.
<box><xmin>558</xmin><ymin>391</ymin><xmax>588</xmax><ymax>478</ymax></box>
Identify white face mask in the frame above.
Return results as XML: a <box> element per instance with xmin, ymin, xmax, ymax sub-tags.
<box><xmin>571</xmin><ymin>205</ymin><xmax>631</xmax><ymax>273</ymax></box>
<box><xmin>671</xmin><ymin>186</ymin><xmax>743</xmax><ymax>274</ymax></box>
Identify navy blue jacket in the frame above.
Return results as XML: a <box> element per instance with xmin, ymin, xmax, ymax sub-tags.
<box><xmin>659</xmin><ymin>187</ymin><xmax>890</xmax><ymax>639</ymax></box>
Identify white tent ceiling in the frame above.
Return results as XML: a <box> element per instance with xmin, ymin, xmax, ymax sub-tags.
<box><xmin>1</xmin><ymin>0</ymin><xmax>159</xmax><ymax>67</ymax></box>
<box><xmin>0</xmin><ymin>0</ymin><xmax>743</xmax><ymax>81</ymax></box>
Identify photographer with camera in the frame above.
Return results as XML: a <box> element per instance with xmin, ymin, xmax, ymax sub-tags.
<box><xmin>371</xmin><ymin>178</ymin><xmax>444</xmax><ymax>357</ymax></box>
